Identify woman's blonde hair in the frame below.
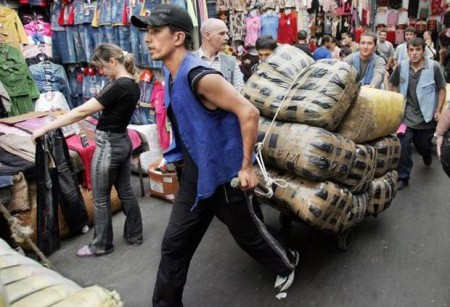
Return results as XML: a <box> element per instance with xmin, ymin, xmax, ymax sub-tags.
<box><xmin>90</xmin><ymin>43</ymin><xmax>138</xmax><ymax>82</ymax></box>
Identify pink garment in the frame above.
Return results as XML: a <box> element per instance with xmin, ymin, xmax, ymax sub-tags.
<box><xmin>387</xmin><ymin>10</ymin><xmax>398</xmax><ymax>26</ymax></box>
<box><xmin>23</xmin><ymin>21</ymin><xmax>52</xmax><ymax>36</ymax></box>
<box><xmin>66</xmin><ymin>134</ymin><xmax>96</xmax><ymax>189</ymax></box>
<box><xmin>13</xmin><ymin>117</ymin><xmax>48</xmax><ymax>133</ymax></box>
<box><xmin>244</xmin><ymin>15</ymin><xmax>261</xmax><ymax>47</ymax></box>
<box><xmin>22</xmin><ymin>42</ymin><xmax>53</xmax><ymax>59</ymax></box>
<box><xmin>0</xmin><ymin>123</ymin><xmax>30</xmax><ymax>136</ymax></box>
<box><xmin>151</xmin><ymin>81</ymin><xmax>170</xmax><ymax>150</ymax></box>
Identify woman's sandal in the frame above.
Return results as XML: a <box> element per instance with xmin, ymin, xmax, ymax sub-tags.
<box><xmin>76</xmin><ymin>245</ymin><xmax>114</xmax><ymax>258</ymax></box>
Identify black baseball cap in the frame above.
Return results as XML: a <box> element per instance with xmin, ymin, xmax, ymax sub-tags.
<box><xmin>131</xmin><ymin>4</ymin><xmax>193</xmax><ymax>35</ymax></box>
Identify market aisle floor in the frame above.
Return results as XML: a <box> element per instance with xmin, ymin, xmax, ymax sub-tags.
<box><xmin>49</xmin><ymin>151</ymin><xmax>450</xmax><ymax>307</ymax></box>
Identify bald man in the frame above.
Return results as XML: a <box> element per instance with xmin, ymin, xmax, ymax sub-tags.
<box><xmin>194</xmin><ymin>18</ymin><xmax>244</xmax><ymax>90</ymax></box>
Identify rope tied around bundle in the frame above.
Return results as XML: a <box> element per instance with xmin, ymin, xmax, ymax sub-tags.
<box><xmin>252</xmin><ymin>68</ymin><xmax>305</xmax><ymax>198</ymax></box>
<box><xmin>0</xmin><ymin>203</ymin><xmax>56</xmax><ymax>271</ymax></box>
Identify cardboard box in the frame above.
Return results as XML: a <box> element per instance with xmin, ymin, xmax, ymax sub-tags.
<box><xmin>148</xmin><ymin>167</ymin><xmax>179</xmax><ymax>203</ymax></box>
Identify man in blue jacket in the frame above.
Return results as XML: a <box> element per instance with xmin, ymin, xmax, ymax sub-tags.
<box><xmin>343</xmin><ymin>31</ymin><xmax>386</xmax><ymax>89</ymax></box>
<box><xmin>390</xmin><ymin>38</ymin><xmax>446</xmax><ymax>190</ymax></box>
<box><xmin>131</xmin><ymin>4</ymin><xmax>299</xmax><ymax>306</ymax></box>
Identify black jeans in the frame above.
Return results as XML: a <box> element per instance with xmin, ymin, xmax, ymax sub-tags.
<box><xmin>36</xmin><ymin>129</ymin><xmax>89</xmax><ymax>255</ymax></box>
<box><xmin>152</xmin><ymin>184</ymin><xmax>295</xmax><ymax>307</ymax></box>
<box><xmin>398</xmin><ymin>127</ymin><xmax>434</xmax><ymax>182</ymax></box>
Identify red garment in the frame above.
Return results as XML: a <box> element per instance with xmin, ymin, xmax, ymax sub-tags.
<box><xmin>386</xmin><ymin>31</ymin><xmax>396</xmax><ymax>44</ymax></box>
<box><xmin>19</xmin><ymin>0</ymin><xmax>48</xmax><ymax>5</ymax></box>
<box><xmin>355</xmin><ymin>27</ymin><xmax>365</xmax><ymax>43</ymax></box>
<box><xmin>58</xmin><ymin>2</ymin><xmax>75</xmax><ymax>26</ymax></box>
<box><xmin>66</xmin><ymin>117</ymin><xmax>142</xmax><ymax>189</ymax></box>
<box><xmin>431</xmin><ymin>0</ymin><xmax>442</xmax><ymax>15</ymax></box>
<box><xmin>277</xmin><ymin>11</ymin><xmax>298</xmax><ymax>44</ymax></box>
<box><xmin>151</xmin><ymin>80</ymin><xmax>170</xmax><ymax>150</ymax></box>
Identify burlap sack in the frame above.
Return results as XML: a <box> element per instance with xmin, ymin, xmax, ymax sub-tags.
<box><xmin>368</xmin><ymin>135</ymin><xmax>401</xmax><ymax>177</ymax></box>
<box><xmin>337</xmin><ymin>87</ymin><xmax>405</xmax><ymax>143</ymax></box>
<box><xmin>243</xmin><ymin>59</ymin><xmax>359</xmax><ymax>131</ymax></box>
<box><xmin>342</xmin><ymin>144</ymin><xmax>377</xmax><ymax>194</ymax></box>
<box><xmin>258</xmin><ymin>118</ymin><xmax>377</xmax><ymax>192</ymax></box>
<box><xmin>255</xmin><ymin>167</ymin><xmax>353</xmax><ymax>234</ymax></box>
<box><xmin>367</xmin><ymin>170</ymin><xmax>398</xmax><ymax>216</ymax></box>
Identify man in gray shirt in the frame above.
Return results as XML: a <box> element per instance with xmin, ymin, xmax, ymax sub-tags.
<box><xmin>377</xmin><ymin>29</ymin><xmax>394</xmax><ymax>67</ymax></box>
<box><xmin>390</xmin><ymin>38</ymin><xmax>446</xmax><ymax>190</ymax></box>
<box><xmin>344</xmin><ymin>31</ymin><xmax>385</xmax><ymax>88</ymax></box>
<box><xmin>194</xmin><ymin>18</ymin><xmax>244</xmax><ymax>91</ymax></box>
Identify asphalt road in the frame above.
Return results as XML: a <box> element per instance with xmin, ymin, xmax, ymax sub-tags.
<box><xmin>49</xmin><ymin>150</ymin><xmax>450</xmax><ymax>307</ymax></box>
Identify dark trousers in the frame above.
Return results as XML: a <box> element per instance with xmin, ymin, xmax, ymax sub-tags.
<box><xmin>152</xmin><ymin>184</ymin><xmax>295</xmax><ymax>307</ymax></box>
<box><xmin>398</xmin><ymin>127</ymin><xmax>434</xmax><ymax>182</ymax></box>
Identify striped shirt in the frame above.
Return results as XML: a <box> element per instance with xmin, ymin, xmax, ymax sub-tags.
<box><xmin>197</xmin><ymin>48</ymin><xmax>245</xmax><ymax>91</ymax></box>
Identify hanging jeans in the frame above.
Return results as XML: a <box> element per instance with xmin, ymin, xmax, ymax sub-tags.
<box><xmin>89</xmin><ymin>130</ymin><xmax>143</xmax><ymax>253</ymax></box>
<box><xmin>36</xmin><ymin>137</ymin><xmax>60</xmax><ymax>256</ymax></box>
<box><xmin>36</xmin><ymin>129</ymin><xmax>89</xmax><ymax>256</ymax></box>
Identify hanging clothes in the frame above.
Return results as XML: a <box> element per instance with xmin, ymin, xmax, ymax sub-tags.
<box><xmin>36</xmin><ymin>129</ymin><xmax>89</xmax><ymax>256</ymax></box>
<box><xmin>0</xmin><ymin>5</ymin><xmax>29</xmax><ymax>50</ymax></box>
<box><xmin>0</xmin><ymin>81</ymin><xmax>11</xmax><ymax>117</ymax></box>
<box><xmin>0</xmin><ymin>44</ymin><xmax>39</xmax><ymax>116</ymax></box>
<box><xmin>29</xmin><ymin>60</ymin><xmax>73</xmax><ymax>108</ymax></box>
<box><xmin>244</xmin><ymin>14</ymin><xmax>261</xmax><ymax>47</ymax></box>
<box><xmin>277</xmin><ymin>10</ymin><xmax>298</xmax><ymax>44</ymax></box>
<box><xmin>261</xmin><ymin>11</ymin><xmax>279</xmax><ymax>39</ymax></box>
<box><xmin>151</xmin><ymin>80</ymin><xmax>170</xmax><ymax>150</ymax></box>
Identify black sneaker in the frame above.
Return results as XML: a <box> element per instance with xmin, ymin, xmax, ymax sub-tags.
<box><xmin>274</xmin><ymin>250</ymin><xmax>299</xmax><ymax>292</ymax></box>
<box><xmin>423</xmin><ymin>155</ymin><xmax>432</xmax><ymax>167</ymax></box>
<box><xmin>397</xmin><ymin>180</ymin><xmax>408</xmax><ymax>191</ymax></box>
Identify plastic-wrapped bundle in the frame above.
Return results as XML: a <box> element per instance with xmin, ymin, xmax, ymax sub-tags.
<box><xmin>368</xmin><ymin>135</ymin><xmax>401</xmax><ymax>177</ymax></box>
<box><xmin>245</xmin><ymin>44</ymin><xmax>314</xmax><ymax>88</ymax></box>
<box><xmin>243</xmin><ymin>59</ymin><xmax>359</xmax><ymax>131</ymax></box>
<box><xmin>342</xmin><ymin>144</ymin><xmax>377</xmax><ymax>194</ymax></box>
<box><xmin>52</xmin><ymin>286</ymin><xmax>123</xmax><ymax>307</ymax></box>
<box><xmin>0</xmin><ymin>238</ymin><xmax>123</xmax><ymax>306</ymax></box>
<box><xmin>258</xmin><ymin>118</ymin><xmax>375</xmax><ymax>191</ymax></box>
<box><xmin>367</xmin><ymin>170</ymin><xmax>398</xmax><ymax>216</ymax></box>
<box><xmin>256</xmin><ymin>167</ymin><xmax>353</xmax><ymax>234</ymax></box>
<box><xmin>344</xmin><ymin>192</ymin><xmax>369</xmax><ymax>228</ymax></box>
<box><xmin>337</xmin><ymin>87</ymin><xmax>405</xmax><ymax>143</ymax></box>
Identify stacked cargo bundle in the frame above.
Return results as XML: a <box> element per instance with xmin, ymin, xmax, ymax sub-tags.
<box><xmin>241</xmin><ymin>48</ymin><xmax>405</xmax><ymax>244</ymax></box>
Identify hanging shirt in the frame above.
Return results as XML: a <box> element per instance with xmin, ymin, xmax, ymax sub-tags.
<box><xmin>244</xmin><ymin>15</ymin><xmax>261</xmax><ymax>47</ymax></box>
<box><xmin>387</xmin><ymin>9</ymin><xmax>398</xmax><ymax>27</ymax></box>
<box><xmin>375</xmin><ymin>7</ymin><xmax>388</xmax><ymax>25</ymax></box>
<box><xmin>398</xmin><ymin>9</ymin><xmax>409</xmax><ymax>24</ymax></box>
<box><xmin>0</xmin><ymin>6</ymin><xmax>29</xmax><ymax>49</ymax></box>
<box><xmin>277</xmin><ymin>11</ymin><xmax>298</xmax><ymax>44</ymax></box>
<box><xmin>35</xmin><ymin>91</ymin><xmax>70</xmax><ymax>112</ymax></box>
<box><xmin>261</xmin><ymin>14</ymin><xmax>279</xmax><ymax>39</ymax></box>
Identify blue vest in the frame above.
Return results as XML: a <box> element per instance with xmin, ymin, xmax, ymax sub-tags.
<box><xmin>352</xmin><ymin>52</ymin><xmax>376</xmax><ymax>86</ymax></box>
<box><xmin>399</xmin><ymin>58</ymin><xmax>437</xmax><ymax>123</ymax></box>
<box><xmin>163</xmin><ymin>53</ymin><xmax>244</xmax><ymax>204</ymax></box>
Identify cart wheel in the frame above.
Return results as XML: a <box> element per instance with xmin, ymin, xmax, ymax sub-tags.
<box><xmin>337</xmin><ymin>228</ymin><xmax>354</xmax><ymax>251</ymax></box>
<box><xmin>279</xmin><ymin>213</ymin><xmax>293</xmax><ymax>227</ymax></box>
